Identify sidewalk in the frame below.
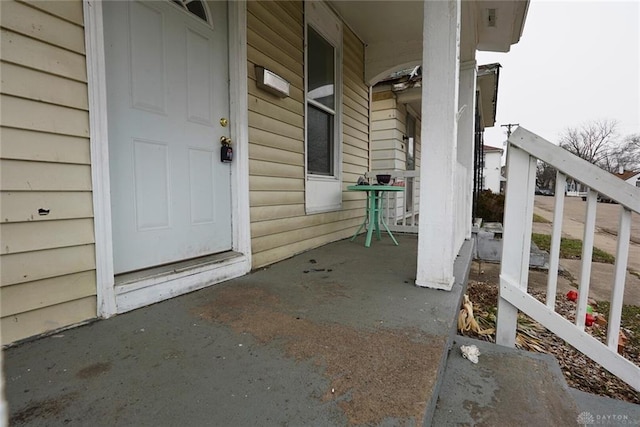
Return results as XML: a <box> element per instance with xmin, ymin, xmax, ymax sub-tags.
<box><xmin>533</xmin><ymin>204</ymin><xmax>640</xmax><ymax>275</ymax></box>
<box><xmin>533</xmin><ymin>207</ymin><xmax>640</xmax><ymax>306</ymax></box>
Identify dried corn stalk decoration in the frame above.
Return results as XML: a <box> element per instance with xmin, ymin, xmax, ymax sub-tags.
<box><xmin>458</xmin><ymin>294</ymin><xmax>494</xmax><ymax>335</ymax></box>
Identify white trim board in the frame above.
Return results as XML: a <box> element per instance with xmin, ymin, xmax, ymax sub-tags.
<box><xmin>84</xmin><ymin>0</ymin><xmax>116</xmax><ymax>317</ymax></box>
<box><xmin>116</xmin><ymin>254</ymin><xmax>249</xmax><ymax>313</ymax></box>
<box><xmin>83</xmin><ymin>0</ymin><xmax>252</xmax><ymax>318</ymax></box>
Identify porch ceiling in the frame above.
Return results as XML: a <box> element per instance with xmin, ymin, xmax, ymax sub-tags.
<box><xmin>328</xmin><ymin>0</ymin><xmax>529</xmax><ymax>85</ymax></box>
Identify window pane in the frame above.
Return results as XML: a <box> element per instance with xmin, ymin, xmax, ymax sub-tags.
<box><xmin>406</xmin><ymin>115</ymin><xmax>416</xmax><ymax>171</ymax></box>
<box><xmin>307</xmin><ymin>105</ymin><xmax>333</xmax><ymax>175</ymax></box>
<box><xmin>185</xmin><ymin>0</ymin><xmax>207</xmax><ymax>22</ymax></box>
<box><xmin>308</xmin><ymin>27</ymin><xmax>334</xmax><ymax>110</ymax></box>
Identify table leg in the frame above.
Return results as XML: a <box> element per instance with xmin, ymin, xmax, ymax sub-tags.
<box><xmin>377</xmin><ymin>190</ymin><xmax>399</xmax><ymax>246</ymax></box>
<box><xmin>364</xmin><ymin>190</ymin><xmax>375</xmax><ymax>247</ymax></box>
<box><xmin>350</xmin><ymin>220</ymin><xmax>367</xmax><ymax>242</ymax></box>
<box><xmin>374</xmin><ymin>191</ymin><xmax>382</xmax><ymax>241</ymax></box>
<box><xmin>380</xmin><ymin>217</ymin><xmax>399</xmax><ymax>245</ymax></box>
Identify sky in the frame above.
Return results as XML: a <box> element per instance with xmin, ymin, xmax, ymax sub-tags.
<box><xmin>476</xmin><ymin>0</ymin><xmax>640</xmax><ymax>150</ymax></box>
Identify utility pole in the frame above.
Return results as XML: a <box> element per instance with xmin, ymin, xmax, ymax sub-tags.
<box><xmin>499</xmin><ymin>124</ymin><xmax>519</xmax><ymax>193</ymax></box>
<box><xmin>501</xmin><ymin>123</ymin><xmax>519</xmax><ymax>139</ymax></box>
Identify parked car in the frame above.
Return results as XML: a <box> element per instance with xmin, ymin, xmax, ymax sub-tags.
<box><xmin>581</xmin><ymin>193</ymin><xmax>617</xmax><ymax>203</ymax></box>
<box><xmin>535</xmin><ymin>187</ymin><xmax>554</xmax><ymax>196</ymax></box>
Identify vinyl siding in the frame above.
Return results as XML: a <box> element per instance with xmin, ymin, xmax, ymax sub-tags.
<box><xmin>370</xmin><ymin>90</ymin><xmax>423</xmax><ymax>221</ymax></box>
<box><xmin>0</xmin><ymin>0</ymin><xmax>96</xmax><ymax>345</ymax></box>
<box><xmin>247</xmin><ymin>1</ymin><xmax>369</xmax><ymax>268</ymax></box>
<box><xmin>371</xmin><ymin>92</ymin><xmax>406</xmax><ymax>170</ymax></box>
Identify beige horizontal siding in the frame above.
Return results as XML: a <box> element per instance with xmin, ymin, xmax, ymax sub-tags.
<box><xmin>251</xmin><ymin>228</ymin><xmax>356</xmax><ymax>269</ymax></box>
<box><xmin>0</xmin><ymin>28</ymin><xmax>87</xmax><ymax>82</ymax></box>
<box><xmin>247</xmin><ymin>11</ymin><xmax>302</xmax><ymax>62</ymax></box>
<box><xmin>21</xmin><ymin>0</ymin><xmax>85</xmax><ymax>26</ymax></box>
<box><xmin>1</xmin><ymin>244</ymin><xmax>96</xmax><ymax>287</ymax></box>
<box><xmin>250</xmin><ymin>208</ymin><xmax>363</xmax><ymax>239</ymax></box>
<box><xmin>0</xmin><ymin>0</ymin><xmax>96</xmax><ymax>344</ymax></box>
<box><xmin>249</xmin><ymin>127</ymin><xmax>303</xmax><ymax>153</ymax></box>
<box><xmin>0</xmin><ymin>0</ymin><xmax>85</xmax><ymax>53</ymax></box>
<box><xmin>1</xmin><ymin>160</ymin><xmax>92</xmax><ymax>191</ymax></box>
<box><xmin>1</xmin><ymin>296</ymin><xmax>96</xmax><ymax>345</ymax></box>
<box><xmin>250</xmin><ymin>159</ymin><xmax>303</xmax><ymax>179</ymax></box>
<box><xmin>344</xmin><ymin>94</ymin><xmax>368</xmax><ymax>118</ymax></box>
<box><xmin>249</xmin><ymin>111</ymin><xmax>304</xmax><ymax>140</ymax></box>
<box><xmin>1</xmin><ymin>191</ymin><xmax>93</xmax><ymax>222</ymax></box>
<box><xmin>1</xmin><ymin>218</ymin><xmax>95</xmax><ymax>255</ymax></box>
<box><xmin>248</xmin><ymin>94</ymin><xmax>304</xmax><ymax>129</ymax></box>
<box><xmin>1</xmin><ymin>270</ymin><xmax>96</xmax><ymax>317</ymax></box>
<box><xmin>248</xmin><ymin>79</ymin><xmax>304</xmax><ymax>113</ymax></box>
<box><xmin>1</xmin><ymin>95</ymin><xmax>89</xmax><ymax>137</ymax></box>
<box><xmin>250</xmin><ymin>144</ymin><xmax>304</xmax><ymax>165</ymax></box>
<box><xmin>272</xmin><ymin>1</ymin><xmax>303</xmax><ymax>25</ymax></box>
<box><xmin>249</xmin><ymin>176</ymin><xmax>304</xmax><ymax>192</ymax></box>
<box><xmin>250</xmin><ymin>204</ymin><xmax>306</xmax><ymax>223</ymax></box>
<box><xmin>0</xmin><ymin>127</ymin><xmax>90</xmax><ymax>164</ymax></box>
<box><xmin>372</xmin><ymin>118</ymin><xmax>397</xmax><ymax>132</ymax></box>
<box><xmin>0</xmin><ymin>62</ymin><xmax>89</xmax><ymax>110</ymax></box>
<box><xmin>252</xmin><ymin>217</ymin><xmax>363</xmax><ymax>253</ymax></box>
<box><xmin>247</xmin><ymin>3</ymin><xmax>369</xmax><ymax>268</ymax></box>
<box><xmin>250</xmin><ymin>190</ymin><xmax>303</xmax><ymax>207</ymax></box>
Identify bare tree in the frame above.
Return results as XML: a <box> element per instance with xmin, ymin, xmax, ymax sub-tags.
<box><xmin>536</xmin><ymin>160</ymin><xmax>556</xmax><ymax>190</ymax></box>
<box><xmin>559</xmin><ymin>119</ymin><xmax>619</xmax><ymax>171</ymax></box>
<box><xmin>610</xmin><ymin>133</ymin><xmax>640</xmax><ymax>171</ymax></box>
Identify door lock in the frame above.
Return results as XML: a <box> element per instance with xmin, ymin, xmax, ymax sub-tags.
<box><xmin>220</xmin><ymin>136</ymin><xmax>233</xmax><ymax>163</ymax></box>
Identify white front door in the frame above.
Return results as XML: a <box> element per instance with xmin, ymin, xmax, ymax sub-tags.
<box><xmin>104</xmin><ymin>0</ymin><xmax>232</xmax><ymax>274</ymax></box>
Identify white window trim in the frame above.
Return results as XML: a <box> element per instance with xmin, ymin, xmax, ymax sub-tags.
<box><xmin>304</xmin><ymin>1</ymin><xmax>343</xmax><ymax>214</ymax></box>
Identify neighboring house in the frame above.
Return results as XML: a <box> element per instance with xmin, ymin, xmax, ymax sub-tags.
<box><xmin>614</xmin><ymin>170</ymin><xmax>640</xmax><ymax>188</ymax></box>
<box><xmin>569</xmin><ymin>169</ymin><xmax>640</xmax><ymax>200</ymax></box>
<box><xmin>0</xmin><ymin>0</ymin><xmax>529</xmax><ymax>345</ymax></box>
<box><xmin>482</xmin><ymin>145</ymin><xmax>504</xmax><ymax>193</ymax></box>
<box><xmin>368</xmin><ymin>62</ymin><xmax>503</xmax><ymax>226</ymax></box>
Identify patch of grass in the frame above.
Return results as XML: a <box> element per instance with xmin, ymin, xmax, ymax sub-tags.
<box><xmin>531</xmin><ymin>233</ymin><xmax>615</xmax><ymax>264</ymax></box>
<box><xmin>533</xmin><ymin>213</ymin><xmax>551</xmax><ymax>223</ymax></box>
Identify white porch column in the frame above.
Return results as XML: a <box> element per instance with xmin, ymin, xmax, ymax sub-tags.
<box><xmin>416</xmin><ymin>0</ymin><xmax>461</xmax><ymax>290</ymax></box>
<box><xmin>457</xmin><ymin>60</ymin><xmax>477</xmax><ymax>240</ymax></box>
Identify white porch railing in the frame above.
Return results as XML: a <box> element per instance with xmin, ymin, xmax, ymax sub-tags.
<box><xmin>366</xmin><ymin>170</ymin><xmax>420</xmax><ymax>233</ymax></box>
<box><xmin>496</xmin><ymin>127</ymin><xmax>640</xmax><ymax>391</ymax></box>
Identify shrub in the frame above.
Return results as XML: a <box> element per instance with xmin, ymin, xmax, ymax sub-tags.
<box><xmin>476</xmin><ymin>190</ymin><xmax>505</xmax><ymax>223</ymax></box>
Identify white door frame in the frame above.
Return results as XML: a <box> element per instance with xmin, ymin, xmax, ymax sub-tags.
<box><xmin>83</xmin><ymin>0</ymin><xmax>251</xmax><ymax>317</ymax></box>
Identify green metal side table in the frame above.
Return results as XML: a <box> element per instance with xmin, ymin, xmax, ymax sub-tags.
<box><xmin>347</xmin><ymin>185</ymin><xmax>404</xmax><ymax>247</ymax></box>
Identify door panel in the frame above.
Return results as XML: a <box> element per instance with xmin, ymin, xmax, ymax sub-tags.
<box><xmin>133</xmin><ymin>139</ymin><xmax>171</xmax><ymax>231</ymax></box>
<box><xmin>104</xmin><ymin>0</ymin><xmax>232</xmax><ymax>274</ymax></box>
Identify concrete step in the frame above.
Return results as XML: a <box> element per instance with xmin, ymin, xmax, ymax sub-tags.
<box><xmin>433</xmin><ymin>336</ymin><xmax>580</xmax><ymax>426</ymax></box>
<box><xmin>570</xmin><ymin>388</ymin><xmax>640</xmax><ymax>424</ymax></box>
<box><xmin>433</xmin><ymin>336</ymin><xmax>640</xmax><ymax>426</ymax></box>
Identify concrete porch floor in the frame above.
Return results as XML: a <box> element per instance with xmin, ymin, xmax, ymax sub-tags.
<box><xmin>4</xmin><ymin>234</ymin><xmax>471</xmax><ymax>426</ymax></box>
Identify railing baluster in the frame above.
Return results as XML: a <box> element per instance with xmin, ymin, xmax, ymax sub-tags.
<box><xmin>499</xmin><ymin>127</ymin><xmax>640</xmax><ymax>391</ymax></box>
<box><xmin>496</xmin><ymin>146</ymin><xmax>537</xmax><ymax>346</ymax></box>
<box><xmin>546</xmin><ymin>172</ymin><xmax>566</xmax><ymax>309</ymax></box>
<box><xmin>576</xmin><ymin>189</ymin><xmax>598</xmax><ymax>329</ymax></box>
<box><xmin>607</xmin><ymin>206</ymin><xmax>632</xmax><ymax>351</ymax></box>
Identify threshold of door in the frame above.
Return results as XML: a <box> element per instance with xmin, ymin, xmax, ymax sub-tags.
<box><xmin>113</xmin><ymin>251</ymin><xmax>249</xmax><ymax>314</ymax></box>
<box><xmin>115</xmin><ymin>251</ymin><xmax>242</xmax><ymax>286</ymax></box>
